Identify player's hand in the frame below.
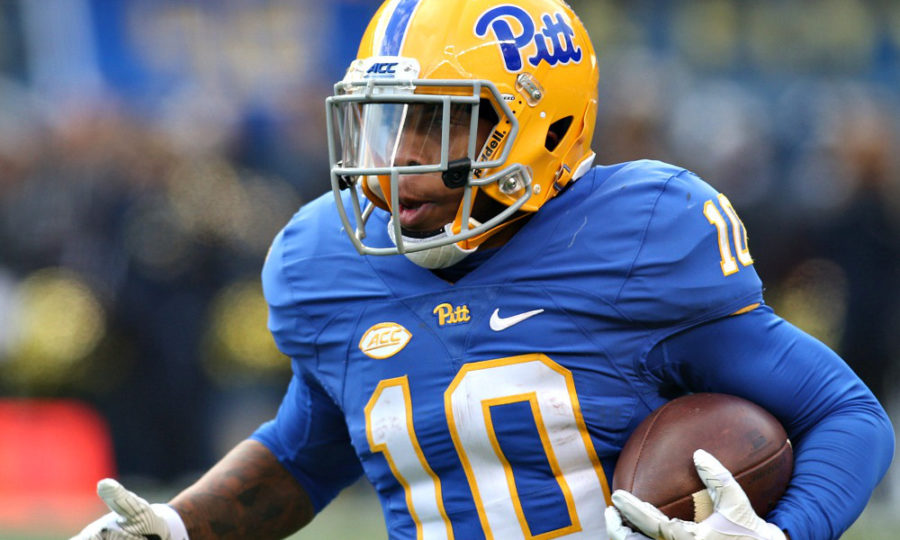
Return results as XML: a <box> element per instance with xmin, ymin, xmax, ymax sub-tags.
<box><xmin>70</xmin><ymin>478</ymin><xmax>189</xmax><ymax>540</ymax></box>
<box><xmin>609</xmin><ymin>449</ymin><xmax>786</xmax><ymax>540</ymax></box>
<box><xmin>606</xmin><ymin>504</ymin><xmax>652</xmax><ymax>540</ymax></box>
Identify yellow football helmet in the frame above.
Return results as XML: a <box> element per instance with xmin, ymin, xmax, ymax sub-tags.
<box><xmin>327</xmin><ymin>0</ymin><xmax>599</xmax><ymax>266</ymax></box>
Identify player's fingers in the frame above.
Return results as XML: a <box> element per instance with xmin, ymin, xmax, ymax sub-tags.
<box><xmin>693</xmin><ymin>449</ymin><xmax>754</xmax><ymax>511</ymax></box>
<box><xmin>97</xmin><ymin>479</ymin><xmax>152</xmax><ymax>522</ymax></box>
<box><xmin>612</xmin><ymin>490</ymin><xmax>700</xmax><ymax>540</ymax></box>
<box><xmin>692</xmin><ymin>449</ymin><xmax>734</xmax><ymax>487</ymax></box>
<box><xmin>656</xmin><ymin>518</ymin><xmax>700</xmax><ymax>540</ymax></box>
<box><xmin>611</xmin><ymin>490</ymin><xmax>668</xmax><ymax>538</ymax></box>
<box><xmin>99</xmin><ymin>530</ymin><xmax>145</xmax><ymax>540</ymax></box>
<box><xmin>605</xmin><ymin>505</ymin><xmax>653</xmax><ymax>540</ymax></box>
<box><xmin>68</xmin><ymin>520</ymin><xmax>142</xmax><ymax>540</ymax></box>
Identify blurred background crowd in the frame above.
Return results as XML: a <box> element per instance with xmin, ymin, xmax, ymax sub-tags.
<box><xmin>0</xmin><ymin>0</ymin><xmax>897</xmax><ymax>537</ymax></box>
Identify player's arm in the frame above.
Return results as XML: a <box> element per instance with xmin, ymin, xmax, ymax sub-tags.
<box><xmin>72</xmin><ymin>369</ymin><xmax>362</xmax><ymax>540</ymax></box>
<box><xmin>169</xmin><ymin>439</ymin><xmax>314</xmax><ymax>538</ymax></box>
<box><xmin>641</xmin><ymin>304</ymin><xmax>894</xmax><ymax>540</ymax></box>
<box><xmin>70</xmin><ymin>440</ymin><xmax>316</xmax><ymax>540</ymax></box>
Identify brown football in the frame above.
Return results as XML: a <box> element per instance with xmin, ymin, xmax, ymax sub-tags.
<box><xmin>612</xmin><ymin>393</ymin><xmax>793</xmax><ymax>522</ymax></box>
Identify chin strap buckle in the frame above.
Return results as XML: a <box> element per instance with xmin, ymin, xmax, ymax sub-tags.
<box><xmin>335</xmin><ymin>161</ymin><xmax>354</xmax><ymax>190</ymax></box>
<box><xmin>552</xmin><ymin>164</ymin><xmax>571</xmax><ymax>192</ymax></box>
<box><xmin>442</xmin><ymin>158</ymin><xmax>471</xmax><ymax>189</ymax></box>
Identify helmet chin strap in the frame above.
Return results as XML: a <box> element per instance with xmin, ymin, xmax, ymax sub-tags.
<box><xmin>387</xmin><ymin>218</ymin><xmax>476</xmax><ymax>269</ymax></box>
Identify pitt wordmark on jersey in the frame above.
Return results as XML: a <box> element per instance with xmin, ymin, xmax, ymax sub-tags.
<box><xmin>254</xmin><ymin>160</ymin><xmax>762</xmax><ymax>540</ymax></box>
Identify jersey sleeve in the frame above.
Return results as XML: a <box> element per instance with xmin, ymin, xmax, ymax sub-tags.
<box><xmin>262</xmin><ymin>225</ymin><xmax>317</xmax><ymax>360</ymax></box>
<box><xmin>251</xmin><ymin>367</ymin><xmax>364</xmax><ymax>512</ymax></box>
<box><xmin>614</xmin><ymin>166</ymin><xmax>762</xmax><ymax>327</ymax></box>
<box><xmin>641</xmin><ymin>305</ymin><xmax>895</xmax><ymax>540</ymax></box>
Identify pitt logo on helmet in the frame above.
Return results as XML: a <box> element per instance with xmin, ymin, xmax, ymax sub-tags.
<box><xmin>474</xmin><ymin>5</ymin><xmax>583</xmax><ymax>72</ymax></box>
<box><xmin>359</xmin><ymin>322</ymin><xmax>412</xmax><ymax>359</ymax></box>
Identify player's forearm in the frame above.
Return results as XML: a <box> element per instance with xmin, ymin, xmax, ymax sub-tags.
<box><xmin>770</xmin><ymin>394</ymin><xmax>893</xmax><ymax>540</ymax></box>
<box><xmin>169</xmin><ymin>439</ymin><xmax>315</xmax><ymax>539</ymax></box>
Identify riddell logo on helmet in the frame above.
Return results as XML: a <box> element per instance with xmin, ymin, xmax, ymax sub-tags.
<box><xmin>482</xmin><ymin>128</ymin><xmax>507</xmax><ymax>160</ymax></box>
<box><xmin>474</xmin><ymin>6</ymin><xmax>583</xmax><ymax>72</ymax></box>
<box><xmin>473</xmin><ymin>128</ymin><xmax>508</xmax><ymax>178</ymax></box>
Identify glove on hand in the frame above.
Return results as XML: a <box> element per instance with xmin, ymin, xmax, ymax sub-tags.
<box><xmin>70</xmin><ymin>479</ymin><xmax>189</xmax><ymax>540</ymax></box>
<box><xmin>609</xmin><ymin>449</ymin><xmax>786</xmax><ymax>540</ymax></box>
<box><xmin>606</xmin><ymin>504</ymin><xmax>653</xmax><ymax>540</ymax></box>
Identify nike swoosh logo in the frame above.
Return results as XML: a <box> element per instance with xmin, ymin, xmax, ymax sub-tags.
<box><xmin>489</xmin><ymin>308</ymin><xmax>545</xmax><ymax>331</ymax></box>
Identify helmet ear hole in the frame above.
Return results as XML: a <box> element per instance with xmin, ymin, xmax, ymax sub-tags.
<box><xmin>545</xmin><ymin>116</ymin><xmax>574</xmax><ymax>151</ymax></box>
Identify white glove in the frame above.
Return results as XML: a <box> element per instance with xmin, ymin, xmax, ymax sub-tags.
<box><xmin>610</xmin><ymin>449</ymin><xmax>787</xmax><ymax>540</ymax></box>
<box><xmin>606</xmin><ymin>504</ymin><xmax>653</xmax><ymax>540</ymax></box>
<box><xmin>70</xmin><ymin>478</ymin><xmax>190</xmax><ymax>540</ymax></box>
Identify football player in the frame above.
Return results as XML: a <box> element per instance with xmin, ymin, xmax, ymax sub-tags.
<box><xmin>72</xmin><ymin>0</ymin><xmax>894</xmax><ymax>539</ymax></box>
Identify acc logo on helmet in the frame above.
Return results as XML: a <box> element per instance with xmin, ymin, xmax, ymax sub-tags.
<box><xmin>367</xmin><ymin>62</ymin><xmax>398</xmax><ymax>74</ymax></box>
<box><xmin>474</xmin><ymin>5</ymin><xmax>583</xmax><ymax>72</ymax></box>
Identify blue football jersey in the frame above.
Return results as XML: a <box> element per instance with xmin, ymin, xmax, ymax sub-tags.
<box><xmin>255</xmin><ymin>160</ymin><xmax>771</xmax><ymax>539</ymax></box>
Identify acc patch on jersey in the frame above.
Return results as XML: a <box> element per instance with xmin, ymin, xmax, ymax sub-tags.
<box><xmin>359</xmin><ymin>322</ymin><xmax>412</xmax><ymax>359</ymax></box>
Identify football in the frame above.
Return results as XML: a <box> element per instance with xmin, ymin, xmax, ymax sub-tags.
<box><xmin>612</xmin><ymin>393</ymin><xmax>793</xmax><ymax>522</ymax></box>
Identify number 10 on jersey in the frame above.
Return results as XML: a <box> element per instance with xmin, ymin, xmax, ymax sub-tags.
<box><xmin>365</xmin><ymin>354</ymin><xmax>611</xmax><ymax>539</ymax></box>
<box><xmin>704</xmin><ymin>194</ymin><xmax>753</xmax><ymax>276</ymax></box>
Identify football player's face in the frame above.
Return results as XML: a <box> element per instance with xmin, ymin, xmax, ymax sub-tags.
<box><xmin>392</xmin><ymin>105</ymin><xmax>494</xmax><ymax>232</ymax></box>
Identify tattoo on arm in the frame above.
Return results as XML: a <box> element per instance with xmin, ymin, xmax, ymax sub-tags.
<box><xmin>169</xmin><ymin>439</ymin><xmax>315</xmax><ymax>539</ymax></box>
